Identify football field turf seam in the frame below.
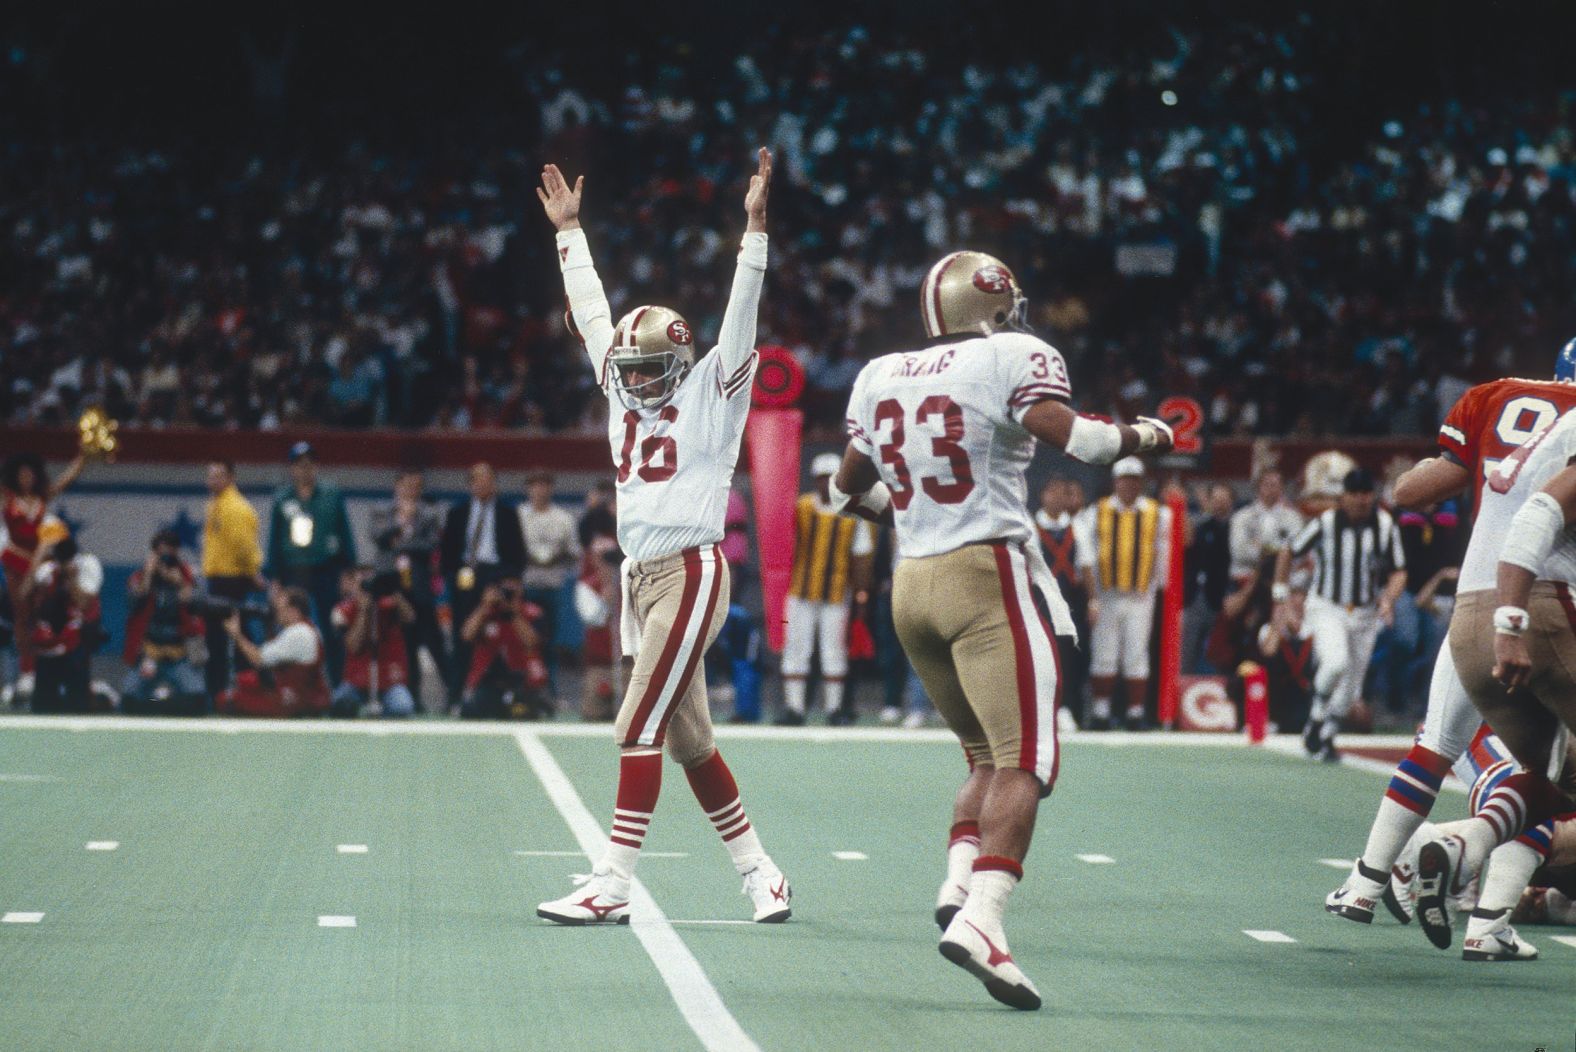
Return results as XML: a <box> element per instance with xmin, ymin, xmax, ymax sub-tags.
<box><xmin>513</xmin><ymin>729</ymin><xmax>761</xmax><ymax>1052</ymax></box>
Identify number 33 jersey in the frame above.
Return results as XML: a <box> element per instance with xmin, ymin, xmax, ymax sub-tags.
<box><xmin>845</xmin><ymin>331</ymin><xmax>1071</xmax><ymax>560</ymax></box>
<box><xmin>1459</xmin><ymin>406</ymin><xmax>1576</xmax><ymax>592</ymax></box>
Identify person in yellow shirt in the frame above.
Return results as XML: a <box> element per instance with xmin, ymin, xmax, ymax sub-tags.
<box><xmin>202</xmin><ymin>460</ymin><xmax>264</xmax><ymax>697</ymax></box>
<box><xmin>777</xmin><ymin>453</ymin><xmax>874</xmax><ymax>725</ymax></box>
<box><xmin>1076</xmin><ymin>457</ymin><xmax>1171</xmax><ymax>730</ymax></box>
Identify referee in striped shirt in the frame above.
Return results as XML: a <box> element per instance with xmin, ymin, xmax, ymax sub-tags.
<box><xmin>1274</xmin><ymin>468</ymin><xmax>1407</xmax><ymax>760</ymax></box>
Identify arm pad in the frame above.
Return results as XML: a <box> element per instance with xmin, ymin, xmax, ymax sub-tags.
<box><xmin>1501</xmin><ymin>491</ymin><xmax>1565</xmax><ymax>575</ymax></box>
<box><xmin>827</xmin><ymin>474</ymin><xmax>892</xmax><ymax>523</ymax></box>
<box><xmin>1065</xmin><ymin>415</ymin><xmax>1124</xmax><ymax>464</ymax></box>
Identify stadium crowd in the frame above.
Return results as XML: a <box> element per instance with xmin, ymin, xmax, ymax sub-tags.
<box><xmin>3</xmin><ymin>13</ymin><xmax>1574</xmax><ymax>438</ymax></box>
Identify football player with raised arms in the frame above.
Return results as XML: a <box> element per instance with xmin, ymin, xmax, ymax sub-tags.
<box><xmin>829</xmin><ymin>251</ymin><xmax>1174</xmax><ymax>1009</ymax></box>
<box><xmin>1325</xmin><ymin>341</ymin><xmax>1576</xmax><ymax>951</ymax></box>
<box><xmin>533</xmin><ymin>149</ymin><xmax>793</xmax><ymax>926</ymax></box>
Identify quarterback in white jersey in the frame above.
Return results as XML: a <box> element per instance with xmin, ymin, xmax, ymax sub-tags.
<box><xmin>832</xmin><ymin>249</ymin><xmax>1173</xmax><ymax>1010</ymax></box>
<box><xmin>534</xmin><ymin>151</ymin><xmax>793</xmax><ymax>929</ymax></box>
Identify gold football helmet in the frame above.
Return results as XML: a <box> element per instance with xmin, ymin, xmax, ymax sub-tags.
<box><xmin>919</xmin><ymin>251</ymin><xmax>1027</xmax><ymax>338</ymax></box>
<box><xmin>608</xmin><ymin>305</ymin><xmax>696</xmax><ymax>410</ymax></box>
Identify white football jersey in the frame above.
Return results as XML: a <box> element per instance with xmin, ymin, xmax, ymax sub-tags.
<box><xmin>1463</xmin><ymin>407</ymin><xmax>1576</xmax><ymax>591</ymax></box>
<box><xmin>558</xmin><ymin>228</ymin><xmax>765</xmax><ymax>562</ymax></box>
<box><xmin>845</xmin><ymin>330</ymin><xmax>1072</xmax><ymax>560</ymax></box>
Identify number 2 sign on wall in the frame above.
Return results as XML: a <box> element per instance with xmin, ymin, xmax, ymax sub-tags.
<box><xmin>1156</xmin><ymin>395</ymin><xmax>1206</xmax><ymax>469</ymax></box>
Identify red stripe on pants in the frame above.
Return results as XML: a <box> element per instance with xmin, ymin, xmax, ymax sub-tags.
<box><xmin>992</xmin><ymin>543</ymin><xmax>1038</xmax><ymax>775</ymax></box>
<box><xmin>622</xmin><ymin>549</ymin><xmax>703</xmax><ymax>747</ymax></box>
<box><xmin>654</xmin><ymin>547</ymin><xmax>725</xmax><ymax>743</ymax></box>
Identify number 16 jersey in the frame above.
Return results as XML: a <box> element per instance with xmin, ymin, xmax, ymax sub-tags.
<box><xmin>845</xmin><ymin>331</ymin><xmax>1072</xmax><ymax>560</ymax></box>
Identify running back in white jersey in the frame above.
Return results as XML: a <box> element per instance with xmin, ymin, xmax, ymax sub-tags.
<box><xmin>1461</xmin><ymin>408</ymin><xmax>1576</xmax><ymax>591</ymax></box>
<box><xmin>845</xmin><ymin>331</ymin><xmax>1071</xmax><ymax>559</ymax></box>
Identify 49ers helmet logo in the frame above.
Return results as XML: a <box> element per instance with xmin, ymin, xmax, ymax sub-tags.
<box><xmin>972</xmin><ymin>265</ymin><xmax>1012</xmax><ymax>294</ymax></box>
<box><xmin>667</xmin><ymin>319</ymin><xmax>693</xmax><ymax>345</ymax></box>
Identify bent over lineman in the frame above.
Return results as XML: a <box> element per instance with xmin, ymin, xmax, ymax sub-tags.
<box><xmin>534</xmin><ymin>151</ymin><xmax>792</xmax><ymax>925</ymax></box>
<box><xmin>830</xmin><ymin>249</ymin><xmax>1173</xmax><ymax>1009</ymax></box>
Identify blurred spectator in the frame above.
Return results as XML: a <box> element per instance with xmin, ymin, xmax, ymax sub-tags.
<box><xmin>329</xmin><ymin>566</ymin><xmax>416</xmax><ymax>719</ymax></box>
<box><xmin>22</xmin><ymin>534</ymin><xmax>100</xmax><ymax>713</ymax></box>
<box><xmin>440</xmin><ymin>461</ymin><xmax>525</xmax><ymax>706</ymax></box>
<box><xmin>2</xmin><ymin>452</ymin><xmax>85</xmax><ymax>700</ymax></box>
<box><xmin>219</xmin><ymin>587</ymin><xmax>331</xmax><ymax>718</ymax></box>
<box><xmin>201</xmin><ymin>459</ymin><xmax>264</xmax><ymax>698</ymax></box>
<box><xmin>1228</xmin><ymin>469</ymin><xmax>1302</xmax><ymax>583</ymax></box>
<box><xmin>1183</xmin><ymin>483</ymin><xmax>1235</xmax><ymax>674</ymax></box>
<box><xmin>459</xmin><ymin>579</ymin><xmax>550</xmax><ymax>720</ymax></box>
<box><xmin>871</xmin><ymin>524</ymin><xmax>911</xmax><ymax>728</ymax></box>
<box><xmin>1378</xmin><ymin>500</ymin><xmax>1464</xmax><ymax>718</ymax></box>
<box><xmin>1256</xmin><ymin>571</ymin><xmax>1322</xmax><ymax>734</ymax></box>
<box><xmin>776</xmin><ymin>454</ymin><xmax>873</xmax><ymax>726</ymax></box>
<box><xmin>574</xmin><ymin>536</ymin><xmax>622</xmax><ymax>721</ymax></box>
<box><xmin>577</xmin><ymin>480</ymin><xmax>617</xmax><ymax>549</ymax></box>
<box><xmin>520</xmin><ymin>470</ymin><xmax>581</xmax><ymax>695</ymax></box>
<box><xmin>1034</xmin><ymin>477</ymin><xmax>1093</xmax><ymax>727</ymax></box>
<box><xmin>1080</xmin><ymin>458</ymin><xmax>1171</xmax><ymax>730</ymax></box>
<box><xmin>369</xmin><ymin>469</ymin><xmax>449</xmax><ymax>707</ymax></box>
<box><xmin>121</xmin><ymin>530</ymin><xmax>206</xmax><ymax>715</ymax></box>
<box><xmin>265</xmin><ymin>442</ymin><xmax>356</xmax><ymax>683</ymax></box>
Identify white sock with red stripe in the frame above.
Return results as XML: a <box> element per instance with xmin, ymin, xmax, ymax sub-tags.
<box><xmin>945</xmin><ymin>821</ymin><xmax>981</xmax><ymax>899</ymax></box>
<box><xmin>1436</xmin><ymin>772</ymin><xmax>1565</xmax><ymax>884</ymax></box>
<box><xmin>685</xmin><ymin>749</ymin><xmax>767</xmax><ymax>874</ymax></box>
<box><xmin>960</xmin><ymin>855</ymin><xmax>1021</xmax><ymax>929</ymax></box>
<box><xmin>602</xmin><ymin>749</ymin><xmax>662</xmax><ymax>881</ymax></box>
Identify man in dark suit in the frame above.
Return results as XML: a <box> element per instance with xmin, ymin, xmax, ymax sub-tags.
<box><xmin>441</xmin><ymin>461</ymin><xmax>525</xmax><ymax>711</ymax></box>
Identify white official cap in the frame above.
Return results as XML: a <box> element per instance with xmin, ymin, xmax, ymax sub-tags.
<box><xmin>811</xmin><ymin>453</ymin><xmax>842</xmax><ymax>478</ymax></box>
<box><xmin>1112</xmin><ymin>457</ymin><xmax>1146</xmax><ymax>478</ymax></box>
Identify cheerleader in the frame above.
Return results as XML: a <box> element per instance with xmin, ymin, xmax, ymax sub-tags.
<box><xmin>2</xmin><ymin>452</ymin><xmax>85</xmax><ymax>696</ymax></box>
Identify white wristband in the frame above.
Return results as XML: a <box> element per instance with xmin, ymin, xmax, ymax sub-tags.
<box><xmin>1500</xmin><ymin>491</ymin><xmax>1564</xmax><ymax>575</ymax></box>
<box><xmin>1271</xmin><ymin>583</ymin><xmax>1290</xmax><ymax>602</ymax></box>
<box><xmin>1065</xmin><ymin>414</ymin><xmax>1123</xmax><ymax>464</ymax></box>
<box><xmin>827</xmin><ymin>474</ymin><xmax>891</xmax><ymax>521</ymax></box>
<box><xmin>1494</xmin><ymin>606</ymin><xmax>1530</xmax><ymax>637</ymax></box>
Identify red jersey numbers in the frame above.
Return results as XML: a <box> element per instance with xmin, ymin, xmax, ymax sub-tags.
<box><xmin>1028</xmin><ymin>351</ymin><xmax>1068</xmax><ymax>389</ymax></box>
<box><xmin>874</xmin><ymin>396</ymin><xmax>976</xmax><ymax>510</ymax></box>
<box><xmin>617</xmin><ymin>406</ymin><xmax>680</xmax><ymax>484</ymax></box>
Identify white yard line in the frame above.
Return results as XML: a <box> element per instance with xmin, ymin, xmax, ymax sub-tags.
<box><xmin>831</xmin><ymin>851</ymin><xmax>867</xmax><ymax>861</ymax></box>
<box><xmin>514</xmin><ymin>730</ymin><xmax>759</xmax><ymax>1052</ymax></box>
<box><xmin>1260</xmin><ymin>736</ymin><xmax>1468</xmax><ymax>794</ymax></box>
<box><xmin>1550</xmin><ymin>935</ymin><xmax>1576</xmax><ymax>952</ymax></box>
<box><xmin>514</xmin><ymin>850</ymin><xmax>689</xmax><ymax>858</ymax></box>
<box><xmin>1075</xmin><ymin>853</ymin><xmax>1116</xmax><ymax>865</ymax></box>
<box><xmin>1242</xmin><ymin>930</ymin><xmax>1297</xmax><ymax>943</ymax></box>
<box><xmin>85</xmin><ymin>841</ymin><xmax>119</xmax><ymax>852</ymax></box>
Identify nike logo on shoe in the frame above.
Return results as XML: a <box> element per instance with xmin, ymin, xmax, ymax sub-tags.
<box><xmin>770</xmin><ymin>878</ymin><xmax>788</xmax><ymax>903</ymax></box>
<box><xmin>965</xmin><ymin>921</ymin><xmax>1014</xmax><ymax>967</ymax></box>
<box><xmin>576</xmin><ymin>895</ymin><xmax>628</xmax><ymax>921</ymax></box>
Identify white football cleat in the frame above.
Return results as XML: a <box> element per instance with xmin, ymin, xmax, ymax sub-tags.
<box><xmin>1324</xmin><ymin>865</ymin><xmax>1386</xmax><ymax>924</ymax></box>
<box><xmin>901</xmin><ymin>711</ymin><xmax>927</xmax><ymax>730</ymax></box>
<box><xmin>879</xmin><ymin>706</ymin><xmax>902</xmax><ymax>726</ymax></box>
<box><xmin>1462</xmin><ymin>910</ymin><xmax>1538</xmax><ymax>962</ymax></box>
<box><xmin>742</xmin><ymin>860</ymin><xmax>792</xmax><ymax>923</ymax></box>
<box><xmin>939</xmin><ymin>914</ymin><xmax>1041</xmax><ymax>1011</ymax></box>
<box><xmin>935</xmin><ymin>878</ymin><xmax>969</xmax><ymax>933</ymax></box>
<box><xmin>1416</xmin><ymin>834</ymin><xmax>1468</xmax><ymax>950</ymax></box>
<box><xmin>1384</xmin><ymin>864</ymin><xmax>1416</xmax><ymax>924</ymax></box>
<box><xmin>536</xmin><ymin>866</ymin><xmax>631</xmax><ymax>926</ymax></box>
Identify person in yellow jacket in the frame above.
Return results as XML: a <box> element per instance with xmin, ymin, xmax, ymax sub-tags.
<box><xmin>777</xmin><ymin>453</ymin><xmax>873</xmax><ymax>725</ymax></box>
<box><xmin>1076</xmin><ymin>457</ymin><xmax>1171</xmax><ymax>730</ymax></box>
<box><xmin>202</xmin><ymin>460</ymin><xmax>264</xmax><ymax>697</ymax></box>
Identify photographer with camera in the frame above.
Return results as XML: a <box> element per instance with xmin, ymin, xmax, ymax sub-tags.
<box><xmin>329</xmin><ymin>566</ymin><xmax>416</xmax><ymax>719</ymax></box>
<box><xmin>458</xmin><ymin>578</ymin><xmax>550</xmax><ymax>720</ymax></box>
<box><xmin>120</xmin><ymin>530</ymin><xmax>206</xmax><ymax>715</ymax></box>
<box><xmin>218</xmin><ymin>586</ymin><xmax>331</xmax><ymax>718</ymax></box>
<box><xmin>369</xmin><ymin>470</ymin><xmax>449</xmax><ymax>710</ymax></box>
